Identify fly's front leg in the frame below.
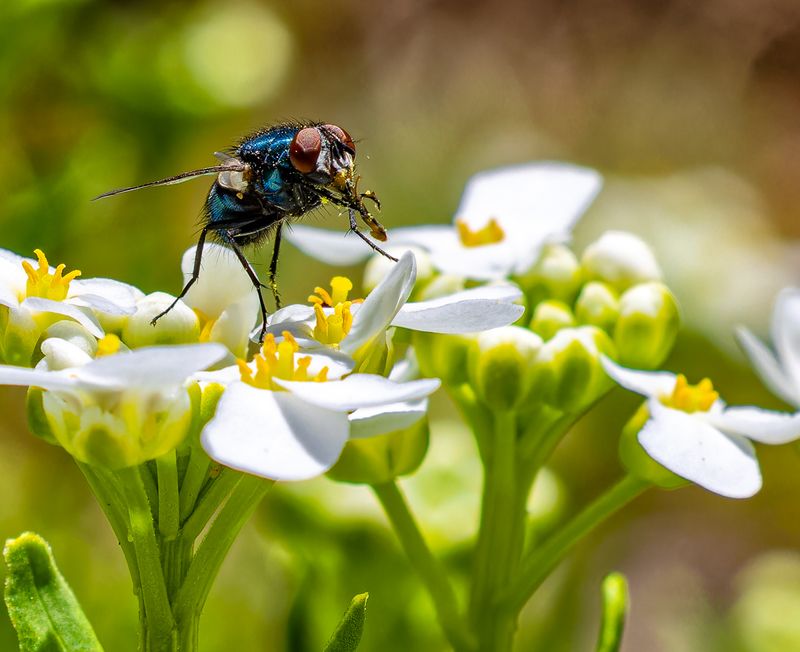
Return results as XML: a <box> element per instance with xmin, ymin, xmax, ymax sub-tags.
<box><xmin>268</xmin><ymin>223</ymin><xmax>283</xmax><ymax>310</ymax></box>
<box><xmin>348</xmin><ymin>209</ymin><xmax>398</xmax><ymax>262</ymax></box>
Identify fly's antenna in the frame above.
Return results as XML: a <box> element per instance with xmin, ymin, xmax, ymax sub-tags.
<box><xmin>93</xmin><ymin>162</ymin><xmax>247</xmax><ymax>200</ymax></box>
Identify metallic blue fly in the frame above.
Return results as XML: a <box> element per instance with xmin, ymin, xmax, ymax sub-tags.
<box><xmin>95</xmin><ymin>122</ymin><xmax>395</xmax><ymax>341</ymax></box>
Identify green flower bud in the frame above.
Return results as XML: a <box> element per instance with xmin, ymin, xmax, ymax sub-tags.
<box><xmin>468</xmin><ymin>326</ymin><xmax>542</xmax><ymax>411</ymax></box>
<box><xmin>327</xmin><ymin>418</ymin><xmax>429</xmax><ymax>484</ymax></box>
<box><xmin>614</xmin><ymin>282</ymin><xmax>680</xmax><ymax>369</ymax></box>
<box><xmin>530</xmin><ymin>326</ymin><xmax>616</xmax><ymax>413</ymax></box>
<box><xmin>574</xmin><ymin>282</ymin><xmax>619</xmax><ymax>331</ymax></box>
<box><xmin>122</xmin><ymin>292</ymin><xmax>200</xmax><ymax>347</ymax></box>
<box><xmin>618</xmin><ymin>402</ymin><xmax>686</xmax><ymax>489</ymax></box>
<box><xmin>1</xmin><ymin>308</ymin><xmax>40</xmax><ymax>367</ymax></box>
<box><xmin>582</xmin><ymin>231</ymin><xmax>662</xmax><ymax>292</ymax></box>
<box><xmin>413</xmin><ymin>331</ymin><xmax>473</xmax><ymax>386</ymax></box>
<box><xmin>516</xmin><ymin>244</ymin><xmax>583</xmax><ymax>305</ymax></box>
<box><xmin>26</xmin><ymin>388</ymin><xmax>58</xmax><ymax>445</ymax></box>
<box><xmin>42</xmin><ymin>387</ymin><xmax>193</xmax><ymax>469</ymax></box>
<box><xmin>530</xmin><ymin>300</ymin><xmax>575</xmax><ymax>340</ymax></box>
<box><xmin>364</xmin><ymin>246</ymin><xmax>435</xmax><ymax>295</ymax></box>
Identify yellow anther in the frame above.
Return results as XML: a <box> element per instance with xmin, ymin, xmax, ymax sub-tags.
<box><xmin>96</xmin><ymin>334</ymin><xmax>121</xmax><ymax>357</ymax></box>
<box><xmin>661</xmin><ymin>374</ymin><xmax>719</xmax><ymax>413</ymax></box>
<box><xmin>330</xmin><ymin>276</ymin><xmax>353</xmax><ymax>305</ymax></box>
<box><xmin>20</xmin><ymin>249</ymin><xmax>81</xmax><ymax>301</ymax></box>
<box><xmin>456</xmin><ymin>217</ymin><xmax>505</xmax><ymax>247</ymax></box>
<box><xmin>307</xmin><ymin>276</ymin><xmax>359</xmax><ymax>347</ymax></box>
<box><xmin>238</xmin><ymin>331</ymin><xmax>328</xmax><ymax>390</ymax></box>
<box><xmin>194</xmin><ymin>309</ymin><xmax>217</xmax><ymax>343</ymax></box>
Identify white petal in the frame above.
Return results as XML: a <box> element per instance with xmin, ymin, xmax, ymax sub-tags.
<box><xmin>274</xmin><ymin>374</ymin><xmax>441</xmax><ymax>411</ymax></box>
<box><xmin>341</xmin><ymin>251</ymin><xmax>416</xmax><ymax>355</ymax></box>
<box><xmin>268</xmin><ymin>304</ymin><xmax>316</xmax><ymax>326</ymax></box>
<box><xmin>284</xmin><ymin>225</ymin><xmax>376</xmax><ymax>265</ymax></box>
<box><xmin>772</xmin><ymin>288</ymin><xmax>800</xmax><ymax>394</ymax></box>
<box><xmin>735</xmin><ymin>326</ymin><xmax>799</xmax><ymax>407</ymax></box>
<box><xmin>39</xmin><ymin>338</ymin><xmax>94</xmax><ymax>371</ymax></box>
<box><xmin>389</xmin><ymin>349</ymin><xmax>420</xmax><ymax>382</ymax></box>
<box><xmin>392</xmin><ymin>284</ymin><xmax>524</xmax><ymax>333</ymax></box>
<box><xmin>181</xmin><ymin>244</ymin><xmax>258</xmax><ymax>318</ymax></box>
<box><xmin>22</xmin><ymin>297</ymin><xmax>104</xmax><ymax>338</ymax></box>
<box><xmin>601</xmin><ymin>356</ymin><xmax>677</xmax><ymax>398</ymax></box>
<box><xmin>201</xmin><ymin>384</ymin><xmax>349</xmax><ymax>480</ymax></box>
<box><xmin>69</xmin><ymin>278</ymin><xmax>142</xmax><ymax>316</ymax></box>
<box><xmin>386</xmin><ymin>225</ymin><xmax>462</xmax><ymax>253</ymax></box>
<box><xmin>640</xmin><ymin>401</ymin><xmax>762</xmax><ymax>498</ymax></box>
<box><xmin>0</xmin><ymin>365</ymin><xmax>76</xmax><ymax>392</ymax></box>
<box><xmin>192</xmin><ymin>364</ymin><xmax>242</xmax><ymax>385</ymax></box>
<box><xmin>209</xmin><ymin>294</ymin><xmax>260</xmax><ymax>357</ymax></box>
<box><xmin>74</xmin><ymin>343</ymin><xmax>228</xmax><ymax>389</ymax></box>
<box><xmin>706</xmin><ymin>406</ymin><xmax>800</xmax><ymax>445</ymax></box>
<box><xmin>349</xmin><ymin>399</ymin><xmax>428</xmax><ymax>438</ymax></box>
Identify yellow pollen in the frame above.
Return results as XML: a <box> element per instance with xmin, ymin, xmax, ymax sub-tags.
<box><xmin>238</xmin><ymin>331</ymin><xmax>329</xmax><ymax>390</ymax></box>
<box><xmin>96</xmin><ymin>334</ymin><xmax>121</xmax><ymax>357</ymax></box>
<box><xmin>661</xmin><ymin>374</ymin><xmax>719</xmax><ymax>413</ymax></box>
<box><xmin>456</xmin><ymin>217</ymin><xmax>505</xmax><ymax>247</ymax></box>
<box><xmin>21</xmin><ymin>249</ymin><xmax>81</xmax><ymax>301</ymax></box>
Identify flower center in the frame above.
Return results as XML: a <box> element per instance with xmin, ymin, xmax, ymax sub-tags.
<box><xmin>238</xmin><ymin>331</ymin><xmax>328</xmax><ymax>390</ymax></box>
<box><xmin>661</xmin><ymin>374</ymin><xmax>718</xmax><ymax>413</ymax></box>
<box><xmin>456</xmin><ymin>217</ymin><xmax>505</xmax><ymax>247</ymax></box>
<box><xmin>21</xmin><ymin>249</ymin><xmax>81</xmax><ymax>301</ymax></box>
<box><xmin>308</xmin><ymin>276</ymin><xmax>362</xmax><ymax>346</ymax></box>
<box><xmin>96</xmin><ymin>334</ymin><xmax>122</xmax><ymax>357</ymax></box>
<box><xmin>194</xmin><ymin>309</ymin><xmax>216</xmax><ymax>343</ymax></box>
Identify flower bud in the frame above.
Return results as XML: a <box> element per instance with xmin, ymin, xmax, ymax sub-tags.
<box><xmin>327</xmin><ymin>418</ymin><xmax>429</xmax><ymax>484</ymax></box>
<box><xmin>516</xmin><ymin>244</ymin><xmax>583</xmax><ymax>305</ymax></box>
<box><xmin>26</xmin><ymin>388</ymin><xmax>58</xmax><ymax>444</ymax></box>
<box><xmin>468</xmin><ymin>326</ymin><xmax>542</xmax><ymax>411</ymax></box>
<box><xmin>581</xmin><ymin>231</ymin><xmax>662</xmax><ymax>292</ymax></box>
<box><xmin>41</xmin><ymin>321</ymin><xmax>98</xmax><ymax>359</ymax></box>
<box><xmin>364</xmin><ymin>247</ymin><xmax>434</xmax><ymax>295</ymax></box>
<box><xmin>530</xmin><ymin>326</ymin><xmax>616</xmax><ymax>413</ymax></box>
<box><xmin>530</xmin><ymin>300</ymin><xmax>575</xmax><ymax>340</ymax></box>
<box><xmin>618</xmin><ymin>402</ymin><xmax>686</xmax><ymax>489</ymax></box>
<box><xmin>574</xmin><ymin>282</ymin><xmax>619</xmax><ymax>331</ymax></box>
<box><xmin>614</xmin><ymin>282</ymin><xmax>680</xmax><ymax>369</ymax></box>
<box><xmin>122</xmin><ymin>292</ymin><xmax>200</xmax><ymax>347</ymax></box>
<box><xmin>413</xmin><ymin>331</ymin><xmax>473</xmax><ymax>386</ymax></box>
<box><xmin>416</xmin><ymin>274</ymin><xmax>466</xmax><ymax>301</ymax></box>
<box><xmin>526</xmin><ymin>467</ymin><xmax>567</xmax><ymax>538</ymax></box>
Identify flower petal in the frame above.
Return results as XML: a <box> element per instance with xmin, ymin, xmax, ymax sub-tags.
<box><xmin>274</xmin><ymin>374</ymin><xmax>441</xmax><ymax>411</ymax></box>
<box><xmin>601</xmin><ymin>356</ymin><xmax>677</xmax><ymax>398</ymax></box>
<box><xmin>0</xmin><ymin>365</ymin><xmax>76</xmax><ymax>392</ymax></box>
<box><xmin>180</xmin><ymin>244</ymin><xmax>259</xmax><ymax>318</ymax></box>
<box><xmin>349</xmin><ymin>399</ymin><xmax>428</xmax><ymax>439</ymax></box>
<box><xmin>284</xmin><ymin>224</ymin><xmax>377</xmax><ymax>265</ymax></box>
<box><xmin>201</xmin><ymin>383</ymin><xmax>349</xmax><ymax>480</ymax></box>
<box><xmin>74</xmin><ymin>343</ymin><xmax>228</xmax><ymax>389</ymax></box>
<box><xmin>705</xmin><ymin>406</ymin><xmax>800</xmax><ymax>445</ymax></box>
<box><xmin>771</xmin><ymin>288</ymin><xmax>800</xmax><ymax>396</ymax></box>
<box><xmin>735</xmin><ymin>326</ymin><xmax>799</xmax><ymax>407</ymax></box>
<box><xmin>392</xmin><ymin>284</ymin><xmax>524</xmax><ymax>333</ymax></box>
<box><xmin>38</xmin><ymin>338</ymin><xmax>94</xmax><ymax>371</ymax></box>
<box><xmin>341</xmin><ymin>251</ymin><xmax>416</xmax><ymax>355</ymax></box>
<box><xmin>22</xmin><ymin>297</ymin><xmax>104</xmax><ymax>338</ymax></box>
<box><xmin>640</xmin><ymin>401</ymin><xmax>762</xmax><ymax>498</ymax></box>
<box><xmin>69</xmin><ymin>278</ymin><xmax>142</xmax><ymax>316</ymax></box>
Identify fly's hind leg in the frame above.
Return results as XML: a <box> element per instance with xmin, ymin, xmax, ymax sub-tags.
<box><xmin>221</xmin><ymin>232</ymin><xmax>270</xmax><ymax>343</ymax></box>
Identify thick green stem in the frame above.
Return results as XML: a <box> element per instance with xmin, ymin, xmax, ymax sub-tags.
<box><xmin>157</xmin><ymin>451</ymin><xmax>180</xmax><ymax>541</ymax></box>
<box><xmin>180</xmin><ymin>468</ymin><xmax>239</xmax><ymax>541</ymax></box>
<box><xmin>116</xmin><ymin>466</ymin><xmax>175</xmax><ymax>651</ymax></box>
<box><xmin>178</xmin><ymin>446</ymin><xmax>211</xmax><ymax>523</ymax></box>
<box><xmin>372</xmin><ymin>481</ymin><xmax>474</xmax><ymax>652</ymax></box>
<box><xmin>500</xmin><ymin>474</ymin><xmax>649</xmax><ymax>613</ymax></box>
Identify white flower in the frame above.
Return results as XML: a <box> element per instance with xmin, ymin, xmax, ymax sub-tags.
<box><xmin>199</xmin><ymin>332</ymin><xmax>440</xmax><ymax>481</ymax></box>
<box><xmin>0</xmin><ymin>343</ymin><xmax>227</xmax><ymax>467</ymax></box>
<box><xmin>262</xmin><ymin>251</ymin><xmax>525</xmax><ymax>362</ymax></box>
<box><xmin>603</xmin><ymin>357</ymin><xmax>800</xmax><ymax>498</ymax></box>
<box><xmin>736</xmin><ymin>288</ymin><xmax>800</xmax><ymax>408</ymax></box>
<box><xmin>0</xmin><ymin>248</ymin><xmax>141</xmax><ymax>365</ymax></box>
<box><xmin>283</xmin><ymin>162</ymin><xmax>602</xmax><ymax>280</ymax></box>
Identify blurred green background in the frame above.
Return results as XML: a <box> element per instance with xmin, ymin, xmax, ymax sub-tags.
<box><xmin>2</xmin><ymin>0</ymin><xmax>800</xmax><ymax>650</ymax></box>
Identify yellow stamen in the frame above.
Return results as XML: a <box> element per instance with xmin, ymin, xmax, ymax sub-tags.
<box><xmin>661</xmin><ymin>374</ymin><xmax>719</xmax><ymax>413</ymax></box>
<box><xmin>238</xmin><ymin>331</ymin><xmax>329</xmax><ymax>390</ymax></box>
<box><xmin>96</xmin><ymin>334</ymin><xmax>121</xmax><ymax>357</ymax></box>
<box><xmin>330</xmin><ymin>276</ymin><xmax>353</xmax><ymax>305</ymax></box>
<box><xmin>308</xmin><ymin>276</ymin><xmax>360</xmax><ymax>347</ymax></box>
<box><xmin>456</xmin><ymin>217</ymin><xmax>505</xmax><ymax>247</ymax></box>
<box><xmin>194</xmin><ymin>309</ymin><xmax>216</xmax><ymax>343</ymax></box>
<box><xmin>20</xmin><ymin>249</ymin><xmax>81</xmax><ymax>301</ymax></box>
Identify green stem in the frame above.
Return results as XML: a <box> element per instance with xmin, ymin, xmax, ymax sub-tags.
<box><xmin>157</xmin><ymin>452</ymin><xmax>180</xmax><ymax>541</ymax></box>
<box><xmin>178</xmin><ymin>445</ymin><xmax>211</xmax><ymax>523</ymax></box>
<box><xmin>180</xmin><ymin>468</ymin><xmax>239</xmax><ymax>542</ymax></box>
<box><xmin>371</xmin><ymin>481</ymin><xmax>474</xmax><ymax>652</ymax></box>
<box><xmin>116</xmin><ymin>466</ymin><xmax>175</xmax><ymax>651</ymax></box>
<box><xmin>174</xmin><ymin>475</ymin><xmax>273</xmax><ymax>630</ymax></box>
<box><xmin>500</xmin><ymin>474</ymin><xmax>649</xmax><ymax>613</ymax></box>
<box><xmin>448</xmin><ymin>385</ymin><xmax>492</xmax><ymax>463</ymax></box>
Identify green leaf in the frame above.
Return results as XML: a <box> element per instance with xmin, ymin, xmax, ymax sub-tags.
<box><xmin>4</xmin><ymin>532</ymin><xmax>103</xmax><ymax>652</ymax></box>
<box><xmin>595</xmin><ymin>572</ymin><xmax>629</xmax><ymax>652</ymax></box>
<box><xmin>323</xmin><ymin>592</ymin><xmax>369</xmax><ymax>652</ymax></box>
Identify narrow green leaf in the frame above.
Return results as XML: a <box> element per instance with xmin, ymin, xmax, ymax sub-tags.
<box><xmin>595</xmin><ymin>572</ymin><xmax>629</xmax><ymax>652</ymax></box>
<box><xmin>4</xmin><ymin>532</ymin><xmax>103</xmax><ymax>652</ymax></box>
<box><xmin>323</xmin><ymin>592</ymin><xmax>369</xmax><ymax>652</ymax></box>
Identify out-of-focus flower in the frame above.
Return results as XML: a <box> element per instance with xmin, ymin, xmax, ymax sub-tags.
<box><xmin>200</xmin><ymin>332</ymin><xmax>440</xmax><ymax>481</ymax></box>
<box><xmin>581</xmin><ymin>231</ymin><xmax>662</xmax><ymax>291</ymax></box>
<box><xmin>737</xmin><ymin>288</ymin><xmax>800</xmax><ymax>408</ymax></box>
<box><xmin>603</xmin><ymin>357</ymin><xmax>800</xmax><ymax>498</ymax></box>
<box><xmin>0</xmin><ymin>248</ymin><xmax>140</xmax><ymax>365</ymax></box>
<box><xmin>284</xmin><ymin>163</ymin><xmax>602</xmax><ymax>280</ymax></box>
<box><xmin>0</xmin><ymin>343</ymin><xmax>227</xmax><ymax>468</ymax></box>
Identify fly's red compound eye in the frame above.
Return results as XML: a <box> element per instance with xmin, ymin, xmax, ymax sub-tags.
<box><xmin>323</xmin><ymin>124</ymin><xmax>355</xmax><ymax>154</ymax></box>
<box><xmin>289</xmin><ymin>127</ymin><xmax>322</xmax><ymax>174</ymax></box>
